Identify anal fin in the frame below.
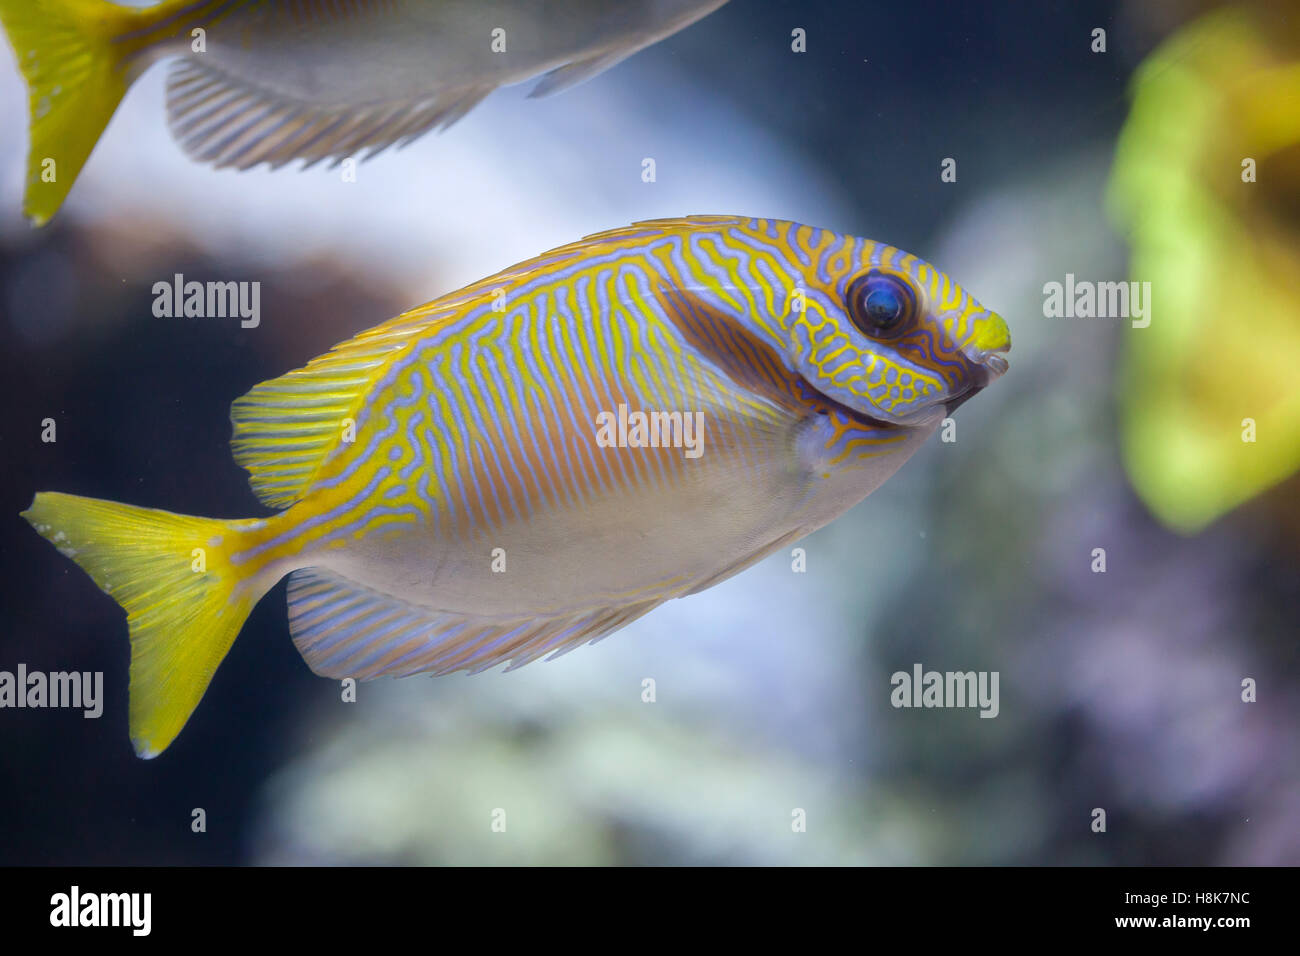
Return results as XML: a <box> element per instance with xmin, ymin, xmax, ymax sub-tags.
<box><xmin>287</xmin><ymin>568</ymin><xmax>662</xmax><ymax>680</ymax></box>
<box><xmin>165</xmin><ymin>58</ymin><xmax>492</xmax><ymax>171</ymax></box>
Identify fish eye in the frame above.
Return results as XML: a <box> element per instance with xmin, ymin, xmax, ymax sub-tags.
<box><xmin>846</xmin><ymin>272</ymin><xmax>917</xmax><ymax>338</ymax></box>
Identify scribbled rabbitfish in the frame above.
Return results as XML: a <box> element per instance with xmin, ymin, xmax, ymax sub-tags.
<box><xmin>0</xmin><ymin>0</ymin><xmax>729</xmax><ymax>224</ymax></box>
<box><xmin>22</xmin><ymin>216</ymin><xmax>1011</xmax><ymax>756</ymax></box>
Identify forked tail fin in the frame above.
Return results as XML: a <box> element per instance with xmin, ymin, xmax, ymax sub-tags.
<box><xmin>22</xmin><ymin>491</ymin><xmax>269</xmax><ymax>757</ymax></box>
<box><xmin>0</xmin><ymin>0</ymin><xmax>184</xmax><ymax>224</ymax></box>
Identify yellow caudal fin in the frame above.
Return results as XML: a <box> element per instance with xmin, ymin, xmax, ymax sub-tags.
<box><xmin>0</xmin><ymin>0</ymin><xmax>183</xmax><ymax>225</ymax></box>
<box><xmin>21</xmin><ymin>491</ymin><xmax>269</xmax><ymax>758</ymax></box>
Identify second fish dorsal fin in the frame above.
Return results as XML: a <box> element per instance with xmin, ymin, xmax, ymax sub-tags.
<box><xmin>287</xmin><ymin>567</ymin><xmax>664</xmax><ymax>679</ymax></box>
<box><xmin>165</xmin><ymin>58</ymin><xmax>493</xmax><ymax>171</ymax></box>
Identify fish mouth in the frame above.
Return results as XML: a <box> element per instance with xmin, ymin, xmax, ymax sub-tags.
<box><xmin>979</xmin><ymin>352</ymin><xmax>1010</xmax><ymax>378</ymax></box>
<box><xmin>942</xmin><ymin>346</ymin><xmax>1007</xmax><ymax>416</ymax></box>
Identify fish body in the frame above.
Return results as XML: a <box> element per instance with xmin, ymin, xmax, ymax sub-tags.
<box><xmin>0</xmin><ymin>0</ymin><xmax>728</xmax><ymax>223</ymax></box>
<box><xmin>23</xmin><ymin>216</ymin><xmax>1010</xmax><ymax>756</ymax></box>
<box><xmin>153</xmin><ymin>0</ymin><xmax>729</xmax><ymax>103</ymax></box>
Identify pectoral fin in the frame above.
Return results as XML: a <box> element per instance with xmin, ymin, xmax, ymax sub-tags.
<box><xmin>528</xmin><ymin>50</ymin><xmax>637</xmax><ymax>98</ymax></box>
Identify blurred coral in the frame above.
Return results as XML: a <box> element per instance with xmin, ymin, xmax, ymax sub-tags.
<box><xmin>1109</xmin><ymin>3</ymin><xmax>1300</xmax><ymax>533</ymax></box>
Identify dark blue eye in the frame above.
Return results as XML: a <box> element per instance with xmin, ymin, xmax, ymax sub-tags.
<box><xmin>846</xmin><ymin>272</ymin><xmax>917</xmax><ymax>338</ymax></box>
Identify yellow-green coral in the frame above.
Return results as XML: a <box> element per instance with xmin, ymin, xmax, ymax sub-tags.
<box><xmin>1108</xmin><ymin>6</ymin><xmax>1300</xmax><ymax>533</ymax></box>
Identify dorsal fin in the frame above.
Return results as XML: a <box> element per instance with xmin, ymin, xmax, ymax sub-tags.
<box><xmin>230</xmin><ymin>217</ymin><xmax>754</xmax><ymax>508</ymax></box>
<box><xmin>229</xmin><ymin>310</ymin><xmax>436</xmax><ymax>508</ymax></box>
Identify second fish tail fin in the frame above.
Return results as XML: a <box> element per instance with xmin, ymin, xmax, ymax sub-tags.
<box><xmin>21</xmin><ymin>491</ymin><xmax>272</xmax><ymax>758</ymax></box>
<box><xmin>0</xmin><ymin>0</ymin><xmax>183</xmax><ymax>225</ymax></box>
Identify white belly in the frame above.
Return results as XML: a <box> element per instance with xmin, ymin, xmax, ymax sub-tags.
<box><xmin>322</xmin><ymin>414</ymin><xmax>933</xmax><ymax>617</ymax></box>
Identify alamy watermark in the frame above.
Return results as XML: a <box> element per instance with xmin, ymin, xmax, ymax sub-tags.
<box><xmin>50</xmin><ymin>886</ymin><xmax>150</xmax><ymax>936</ymax></box>
<box><xmin>0</xmin><ymin>664</ymin><xmax>102</xmax><ymax>718</ymax></box>
<box><xmin>594</xmin><ymin>404</ymin><xmax>705</xmax><ymax>459</ymax></box>
<box><xmin>1043</xmin><ymin>274</ymin><xmax>1151</xmax><ymax>328</ymax></box>
<box><xmin>890</xmin><ymin>662</ymin><xmax>999</xmax><ymax>718</ymax></box>
<box><xmin>152</xmin><ymin>273</ymin><xmax>261</xmax><ymax>328</ymax></box>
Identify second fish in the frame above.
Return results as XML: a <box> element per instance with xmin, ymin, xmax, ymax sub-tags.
<box><xmin>0</xmin><ymin>0</ymin><xmax>729</xmax><ymax>223</ymax></box>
